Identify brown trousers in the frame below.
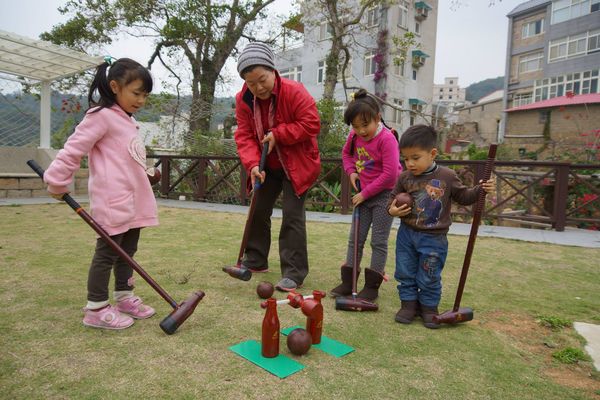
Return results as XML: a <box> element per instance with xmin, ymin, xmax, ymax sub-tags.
<box><xmin>87</xmin><ymin>228</ymin><xmax>140</xmax><ymax>302</ymax></box>
<box><xmin>243</xmin><ymin>168</ymin><xmax>309</xmax><ymax>285</ymax></box>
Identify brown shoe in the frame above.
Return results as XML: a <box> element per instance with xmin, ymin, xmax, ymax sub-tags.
<box><xmin>330</xmin><ymin>265</ymin><xmax>359</xmax><ymax>297</ymax></box>
<box><xmin>357</xmin><ymin>268</ymin><xmax>384</xmax><ymax>301</ymax></box>
<box><xmin>421</xmin><ymin>305</ymin><xmax>441</xmax><ymax>329</ymax></box>
<box><xmin>394</xmin><ymin>300</ymin><xmax>418</xmax><ymax>324</ymax></box>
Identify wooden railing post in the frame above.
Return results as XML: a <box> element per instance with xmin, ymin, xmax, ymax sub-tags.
<box><xmin>194</xmin><ymin>158</ymin><xmax>207</xmax><ymax>200</ymax></box>
<box><xmin>553</xmin><ymin>164</ymin><xmax>569</xmax><ymax>232</ymax></box>
<box><xmin>160</xmin><ymin>157</ymin><xmax>170</xmax><ymax>198</ymax></box>
<box><xmin>340</xmin><ymin>171</ymin><xmax>350</xmax><ymax>215</ymax></box>
<box><xmin>239</xmin><ymin>167</ymin><xmax>248</xmax><ymax>205</ymax></box>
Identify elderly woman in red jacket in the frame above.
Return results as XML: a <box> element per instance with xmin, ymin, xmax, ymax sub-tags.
<box><xmin>234</xmin><ymin>42</ymin><xmax>321</xmax><ymax>292</ymax></box>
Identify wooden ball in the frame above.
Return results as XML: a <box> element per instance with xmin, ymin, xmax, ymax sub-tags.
<box><xmin>394</xmin><ymin>192</ymin><xmax>413</xmax><ymax>208</ymax></box>
<box><xmin>256</xmin><ymin>281</ymin><xmax>274</xmax><ymax>299</ymax></box>
<box><xmin>286</xmin><ymin>328</ymin><xmax>312</xmax><ymax>356</ymax></box>
<box><xmin>147</xmin><ymin>168</ymin><xmax>161</xmax><ymax>185</ymax></box>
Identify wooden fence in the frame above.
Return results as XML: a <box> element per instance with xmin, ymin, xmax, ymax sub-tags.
<box><xmin>150</xmin><ymin>155</ymin><xmax>600</xmax><ymax>232</ymax></box>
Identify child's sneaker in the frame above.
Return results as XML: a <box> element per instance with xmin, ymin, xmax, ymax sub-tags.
<box><xmin>116</xmin><ymin>296</ymin><xmax>156</xmax><ymax>319</ymax></box>
<box><xmin>275</xmin><ymin>278</ymin><xmax>303</xmax><ymax>292</ymax></box>
<box><xmin>83</xmin><ymin>305</ymin><xmax>134</xmax><ymax>330</ymax></box>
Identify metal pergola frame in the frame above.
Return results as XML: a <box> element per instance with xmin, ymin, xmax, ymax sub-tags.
<box><xmin>0</xmin><ymin>29</ymin><xmax>103</xmax><ymax>149</ymax></box>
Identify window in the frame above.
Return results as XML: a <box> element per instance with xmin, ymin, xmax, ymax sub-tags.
<box><xmin>449</xmin><ymin>80</ymin><xmax>454</xmax><ymax>84</ymax></box>
<box><xmin>394</xmin><ymin>60</ymin><xmax>405</xmax><ymax>76</ymax></box>
<box><xmin>533</xmin><ymin>68</ymin><xmax>598</xmax><ymax>101</ymax></box>
<box><xmin>364</xmin><ymin>51</ymin><xmax>376</xmax><ymax>76</ymax></box>
<box><xmin>319</xmin><ymin>22</ymin><xmax>334</xmax><ymax>40</ymax></box>
<box><xmin>449</xmin><ymin>88</ymin><xmax>453</xmax><ymax>92</ymax></box>
<box><xmin>393</xmin><ymin>98</ymin><xmax>403</xmax><ymax>124</ymax></box>
<box><xmin>317</xmin><ymin>60</ymin><xmax>325</xmax><ymax>84</ymax></box>
<box><xmin>522</xmin><ymin>19</ymin><xmax>544</xmax><ymax>38</ymax></box>
<box><xmin>549</xmin><ymin>30</ymin><xmax>600</xmax><ymax>62</ymax></box>
<box><xmin>588</xmin><ymin>29</ymin><xmax>600</xmax><ymax>53</ymax></box>
<box><xmin>449</xmin><ymin>95</ymin><xmax>453</xmax><ymax>99</ymax></box>
<box><xmin>337</xmin><ymin>57</ymin><xmax>352</xmax><ymax>81</ymax></box>
<box><xmin>412</xmin><ymin>69</ymin><xmax>417</xmax><ymax>80</ymax></box>
<box><xmin>519</xmin><ymin>51</ymin><xmax>543</xmax><ymax>73</ymax></box>
<box><xmin>439</xmin><ymin>95</ymin><xmax>443</xmax><ymax>99</ymax></box>
<box><xmin>439</xmin><ymin>88</ymin><xmax>443</xmax><ymax>92</ymax></box>
<box><xmin>398</xmin><ymin>2</ymin><xmax>409</xmax><ymax>29</ymax></box>
<box><xmin>367</xmin><ymin>6</ymin><xmax>380</xmax><ymax>27</ymax></box>
<box><xmin>552</xmin><ymin>0</ymin><xmax>594</xmax><ymax>24</ymax></box>
<box><xmin>279</xmin><ymin>66</ymin><xmax>302</xmax><ymax>82</ymax></box>
<box><xmin>513</xmin><ymin>93</ymin><xmax>533</xmax><ymax>106</ymax></box>
<box><xmin>415</xmin><ymin>22</ymin><xmax>421</xmax><ymax>35</ymax></box>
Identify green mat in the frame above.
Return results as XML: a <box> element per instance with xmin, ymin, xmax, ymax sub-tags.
<box><xmin>229</xmin><ymin>340</ymin><xmax>305</xmax><ymax>379</ymax></box>
<box><xmin>281</xmin><ymin>326</ymin><xmax>355</xmax><ymax>358</ymax></box>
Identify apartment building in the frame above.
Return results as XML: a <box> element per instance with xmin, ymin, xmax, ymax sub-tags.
<box><xmin>433</xmin><ymin>77</ymin><xmax>466</xmax><ymax>103</ymax></box>
<box><xmin>274</xmin><ymin>0</ymin><xmax>438</xmax><ymax>134</ymax></box>
<box><xmin>502</xmin><ymin>0</ymin><xmax>600</xmax><ymax>142</ymax></box>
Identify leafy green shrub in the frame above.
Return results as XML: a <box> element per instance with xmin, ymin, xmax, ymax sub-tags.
<box><xmin>552</xmin><ymin>347</ymin><xmax>590</xmax><ymax>364</ymax></box>
<box><xmin>537</xmin><ymin>315</ymin><xmax>572</xmax><ymax>330</ymax></box>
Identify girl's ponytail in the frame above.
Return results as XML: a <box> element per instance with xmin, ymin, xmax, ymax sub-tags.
<box><xmin>87</xmin><ymin>61</ymin><xmax>117</xmax><ymax>111</ymax></box>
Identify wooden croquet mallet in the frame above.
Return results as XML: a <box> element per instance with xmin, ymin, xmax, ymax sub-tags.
<box><xmin>433</xmin><ymin>144</ymin><xmax>497</xmax><ymax>325</ymax></box>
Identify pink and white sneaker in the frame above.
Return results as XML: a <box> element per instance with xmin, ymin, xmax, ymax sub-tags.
<box><xmin>83</xmin><ymin>305</ymin><xmax>134</xmax><ymax>330</ymax></box>
<box><xmin>116</xmin><ymin>296</ymin><xmax>156</xmax><ymax>319</ymax></box>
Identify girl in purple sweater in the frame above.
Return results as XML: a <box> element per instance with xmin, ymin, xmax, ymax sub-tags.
<box><xmin>44</xmin><ymin>58</ymin><xmax>158</xmax><ymax>330</ymax></box>
<box><xmin>330</xmin><ymin>89</ymin><xmax>402</xmax><ymax>301</ymax></box>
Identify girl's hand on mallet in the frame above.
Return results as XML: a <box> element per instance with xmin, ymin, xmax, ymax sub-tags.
<box><xmin>349</xmin><ymin>172</ymin><xmax>359</xmax><ymax>191</ymax></box>
<box><xmin>352</xmin><ymin>192</ymin><xmax>365</xmax><ymax>206</ymax></box>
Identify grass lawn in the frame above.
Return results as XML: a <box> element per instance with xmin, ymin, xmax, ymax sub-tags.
<box><xmin>1</xmin><ymin>203</ymin><xmax>599</xmax><ymax>399</ymax></box>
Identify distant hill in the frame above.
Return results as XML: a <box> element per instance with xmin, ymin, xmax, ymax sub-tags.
<box><xmin>465</xmin><ymin>77</ymin><xmax>504</xmax><ymax>103</ymax></box>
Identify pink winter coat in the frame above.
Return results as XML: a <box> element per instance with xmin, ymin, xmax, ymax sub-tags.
<box><xmin>44</xmin><ymin>105</ymin><xmax>158</xmax><ymax>236</ymax></box>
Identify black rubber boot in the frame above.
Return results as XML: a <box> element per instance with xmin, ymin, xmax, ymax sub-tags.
<box><xmin>394</xmin><ymin>300</ymin><xmax>418</xmax><ymax>324</ymax></box>
<box><xmin>330</xmin><ymin>265</ymin><xmax>359</xmax><ymax>297</ymax></box>
<box><xmin>421</xmin><ymin>305</ymin><xmax>441</xmax><ymax>329</ymax></box>
<box><xmin>357</xmin><ymin>268</ymin><xmax>384</xmax><ymax>301</ymax></box>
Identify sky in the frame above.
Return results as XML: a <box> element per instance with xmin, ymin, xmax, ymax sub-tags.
<box><xmin>0</xmin><ymin>0</ymin><xmax>526</xmax><ymax>94</ymax></box>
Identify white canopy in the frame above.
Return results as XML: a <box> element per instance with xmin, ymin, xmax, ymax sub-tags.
<box><xmin>0</xmin><ymin>29</ymin><xmax>103</xmax><ymax>148</ymax></box>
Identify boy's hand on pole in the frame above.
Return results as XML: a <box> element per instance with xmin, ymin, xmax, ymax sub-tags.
<box><xmin>479</xmin><ymin>175</ymin><xmax>496</xmax><ymax>194</ymax></box>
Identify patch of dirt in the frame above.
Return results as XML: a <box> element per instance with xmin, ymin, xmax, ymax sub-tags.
<box><xmin>480</xmin><ymin>310</ymin><xmax>600</xmax><ymax>396</ymax></box>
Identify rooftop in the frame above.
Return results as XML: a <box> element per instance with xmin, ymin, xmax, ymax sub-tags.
<box><xmin>507</xmin><ymin>0</ymin><xmax>550</xmax><ymax>17</ymax></box>
<box><xmin>506</xmin><ymin>93</ymin><xmax>600</xmax><ymax>112</ymax></box>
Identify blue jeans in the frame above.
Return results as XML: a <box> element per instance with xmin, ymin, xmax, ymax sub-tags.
<box><xmin>394</xmin><ymin>224</ymin><xmax>448</xmax><ymax>308</ymax></box>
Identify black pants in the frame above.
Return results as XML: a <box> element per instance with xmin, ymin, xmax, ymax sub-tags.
<box><xmin>87</xmin><ymin>228</ymin><xmax>140</xmax><ymax>302</ymax></box>
<box><xmin>243</xmin><ymin>168</ymin><xmax>309</xmax><ymax>285</ymax></box>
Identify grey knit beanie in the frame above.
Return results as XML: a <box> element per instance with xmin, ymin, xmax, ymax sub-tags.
<box><xmin>237</xmin><ymin>42</ymin><xmax>275</xmax><ymax>77</ymax></box>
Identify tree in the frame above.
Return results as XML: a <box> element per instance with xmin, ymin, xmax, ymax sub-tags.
<box><xmin>41</xmin><ymin>0</ymin><xmax>277</xmax><ymax>137</ymax></box>
<box><xmin>301</xmin><ymin>0</ymin><xmax>382</xmax><ymax>139</ymax></box>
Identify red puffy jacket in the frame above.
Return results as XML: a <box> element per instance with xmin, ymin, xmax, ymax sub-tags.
<box><xmin>234</xmin><ymin>73</ymin><xmax>321</xmax><ymax>196</ymax></box>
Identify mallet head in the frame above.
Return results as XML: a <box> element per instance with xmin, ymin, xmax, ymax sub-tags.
<box><xmin>222</xmin><ymin>265</ymin><xmax>252</xmax><ymax>281</ymax></box>
<box><xmin>432</xmin><ymin>307</ymin><xmax>474</xmax><ymax>324</ymax></box>
<box><xmin>335</xmin><ymin>296</ymin><xmax>378</xmax><ymax>312</ymax></box>
<box><xmin>159</xmin><ymin>291</ymin><xmax>205</xmax><ymax>335</ymax></box>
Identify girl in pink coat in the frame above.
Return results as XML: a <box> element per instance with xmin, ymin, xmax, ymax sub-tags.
<box><xmin>44</xmin><ymin>58</ymin><xmax>158</xmax><ymax>330</ymax></box>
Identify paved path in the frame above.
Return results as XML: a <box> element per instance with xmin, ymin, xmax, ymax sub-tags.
<box><xmin>2</xmin><ymin>196</ymin><xmax>599</xmax><ymax>369</ymax></box>
<box><xmin>2</xmin><ymin>196</ymin><xmax>600</xmax><ymax>248</ymax></box>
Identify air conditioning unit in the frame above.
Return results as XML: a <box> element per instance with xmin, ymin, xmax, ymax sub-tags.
<box><xmin>415</xmin><ymin>7</ymin><xmax>428</xmax><ymax>20</ymax></box>
<box><xmin>412</xmin><ymin>56</ymin><xmax>426</xmax><ymax>67</ymax></box>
